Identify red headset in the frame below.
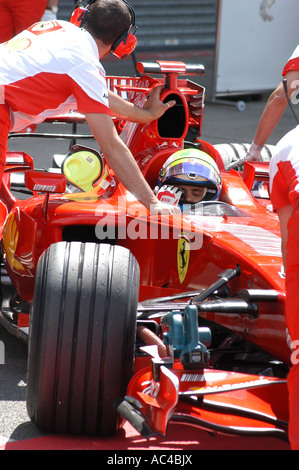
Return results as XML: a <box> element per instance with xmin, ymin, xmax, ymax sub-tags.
<box><xmin>70</xmin><ymin>0</ymin><xmax>137</xmax><ymax>59</ymax></box>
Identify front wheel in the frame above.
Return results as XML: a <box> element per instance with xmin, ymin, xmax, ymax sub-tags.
<box><xmin>27</xmin><ymin>242</ymin><xmax>140</xmax><ymax>436</ymax></box>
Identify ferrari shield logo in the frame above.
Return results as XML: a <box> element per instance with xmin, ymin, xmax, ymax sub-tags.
<box><xmin>177</xmin><ymin>238</ymin><xmax>190</xmax><ymax>283</ymax></box>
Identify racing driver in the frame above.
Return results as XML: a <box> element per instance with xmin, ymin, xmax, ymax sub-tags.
<box><xmin>156</xmin><ymin>148</ymin><xmax>222</xmax><ymax>211</ymax></box>
<box><xmin>0</xmin><ymin>0</ymin><xmax>178</xmax><ymax>214</ymax></box>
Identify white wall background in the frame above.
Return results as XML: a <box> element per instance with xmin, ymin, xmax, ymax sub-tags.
<box><xmin>214</xmin><ymin>0</ymin><xmax>299</xmax><ymax>95</ymax></box>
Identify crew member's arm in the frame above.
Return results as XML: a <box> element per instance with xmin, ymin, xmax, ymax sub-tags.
<box><xmin>243</xmin><ymin>70</ymin><xmax>299</xmax><ymax>163</ymax></box>
<box><xmin>85</xmin><ymin>112</ymin><xmax>179</xmax><ymax>213</ymax></box>
<box><xmin>254</xmin><ymin>70</ymin><xmax>299</xmax><ymax>148</ymax></box>
<box><xmin>46</xmin><ymin>0</ymin><xmax>59</xmax><ymax>10</ymax></box>
<box><xmin>253</xmin><ymin>81</ymin><xmax>287</xmax><ymax>149</ymax></box>
<box><xmin>42</xmin><ymin>0</ymin><xmax>59</xmax><ymax>20</ymax></box>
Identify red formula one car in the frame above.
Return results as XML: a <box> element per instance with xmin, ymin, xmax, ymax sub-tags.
<box><xmin>0</xmin><ymin>61</ymin><xmax>290</xmax><ymax>441</ymax></box>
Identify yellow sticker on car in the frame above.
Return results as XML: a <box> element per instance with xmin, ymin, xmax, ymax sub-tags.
<box><xmin>2</xmin><ymin>213</ymin><xmax>25</xmax><ymax>272</ymax></box>
<box><xmin>177</xmin><ymin>238</ymin><xmax>190</xmax><ymax>283</ymax></box>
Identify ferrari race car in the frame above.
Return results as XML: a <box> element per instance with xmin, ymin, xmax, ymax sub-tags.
<box><xmin>0</xmin><ymin>61</ymin><xmax>290</xmax><ymax>441</ymax></box>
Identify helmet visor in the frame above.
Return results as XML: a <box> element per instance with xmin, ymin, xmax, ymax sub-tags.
<box><xmin>161</xmin><ymin>158</ymin><xmax>220</xmax><ymax>188</ymax></box>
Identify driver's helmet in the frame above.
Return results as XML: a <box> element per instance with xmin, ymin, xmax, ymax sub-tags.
<box><xmin>158</xmin><ymin>148</ymin><xmax>222</xmax><ymax>201</ymax></box>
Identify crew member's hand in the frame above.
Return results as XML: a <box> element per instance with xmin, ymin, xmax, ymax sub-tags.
<box><xmin>144</xmin><ymin>86</ymin><xmax>176</xmax><ymax>121</ymax></box>
<box><xmin>150</xmin><ymin>200</ymin><xmax>182</xmax><ymax>215</ymax></box>
<box><xmin>245</xmin><ymin>141</ymin><xmax>263</xmax><ymax>161</ymax></box>
<box><xmin>226</xmin><ymin>141</ymin><xmax>263</xmax><ymax>170</ymax></box>
<box><xmin>41</xmin><ymin>9</ymin><xmax>57</xmax><ymax>21</ymax></box>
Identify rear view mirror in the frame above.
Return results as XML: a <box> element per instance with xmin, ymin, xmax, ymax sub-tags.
<box><xmin>25</xmin><ymin>170</ymin><xmax>66</xmax><ymax>193</ymax></box>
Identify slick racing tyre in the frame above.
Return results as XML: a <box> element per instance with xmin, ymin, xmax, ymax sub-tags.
<box><xmin>27</xmin><ymin>242</ymin><xmax>140</xmax><ymax>436</ymax></box>
<box><xmin>213</xmin><ymin>143</ymin><xmax>275</xmax><ymax>170</ymax></box>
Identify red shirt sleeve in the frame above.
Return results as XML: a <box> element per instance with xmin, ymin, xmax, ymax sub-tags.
<box><xmin>282</xmin><ymin>57</ymin><xmax>299</xmax><ymax>76</ymax></box>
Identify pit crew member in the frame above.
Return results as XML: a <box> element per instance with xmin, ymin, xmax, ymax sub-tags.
<box><xmin>0</xmin><ymin>0</ymin><xmax>177</xmax><ymax>214</ymax></box>
<box><xmin>269</xmin><ymin>124</ymin><xmax>299</xmax><ymax>450</ymax></box>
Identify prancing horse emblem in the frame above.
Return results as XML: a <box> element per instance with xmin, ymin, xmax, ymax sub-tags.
<box><xmin>177</xmin><ymin>238</ymin><xmax>190</xmax><ymax>283</ymax></box>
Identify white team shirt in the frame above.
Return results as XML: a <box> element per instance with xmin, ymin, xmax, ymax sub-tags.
<box><xmin>0</xmin><ymin>20</ymin><xmax>111</xmax><ymax>132</ymax></box>
<box><xmin>269</xmin><ymin>125</ymin><xmax>299</xmax><ymax>211</ymax></box>
<box><xmin>282</xmin><ymin>44</ymin><xmax>299</xmax><ymax>76</ymax></box>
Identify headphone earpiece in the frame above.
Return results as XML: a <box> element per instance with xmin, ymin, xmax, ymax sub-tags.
<box><xmin>70</xmin><ymin>0</ymin><xmax>97</xmax><ymax>27</ymax></box>
<box><xmin>69</xmin><ymin>6</ymin><xmax>89</xmax><ymax>27</ymax></box>
<box><xmin>110</xmin><ymin>0</ymin><xmax>137</xmax><ymax>59</ymax></box>
<box><xmin>111</xmin><ymin>28</ymin><xmax>137</xmax><ymax>59</ymax></box>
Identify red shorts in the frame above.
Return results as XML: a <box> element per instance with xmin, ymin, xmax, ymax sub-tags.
<box><xmin>0</xmin><ymin>0</ymin><xmax>48</xmax><ymax>43</ymax></box>
<box><xmin>286</xmin><ymin>202</ymin><xmax>299</xmax><ymax>340</ymax></box>
<box><xmin>285</xmin><ymin>201</ymin><xmax>299</xmax><ymax>450</ymax></box>
<box><xmin>0</xmin><ymin>104</ymin><xmax>11</xmax><ymax>182</ymax></box>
